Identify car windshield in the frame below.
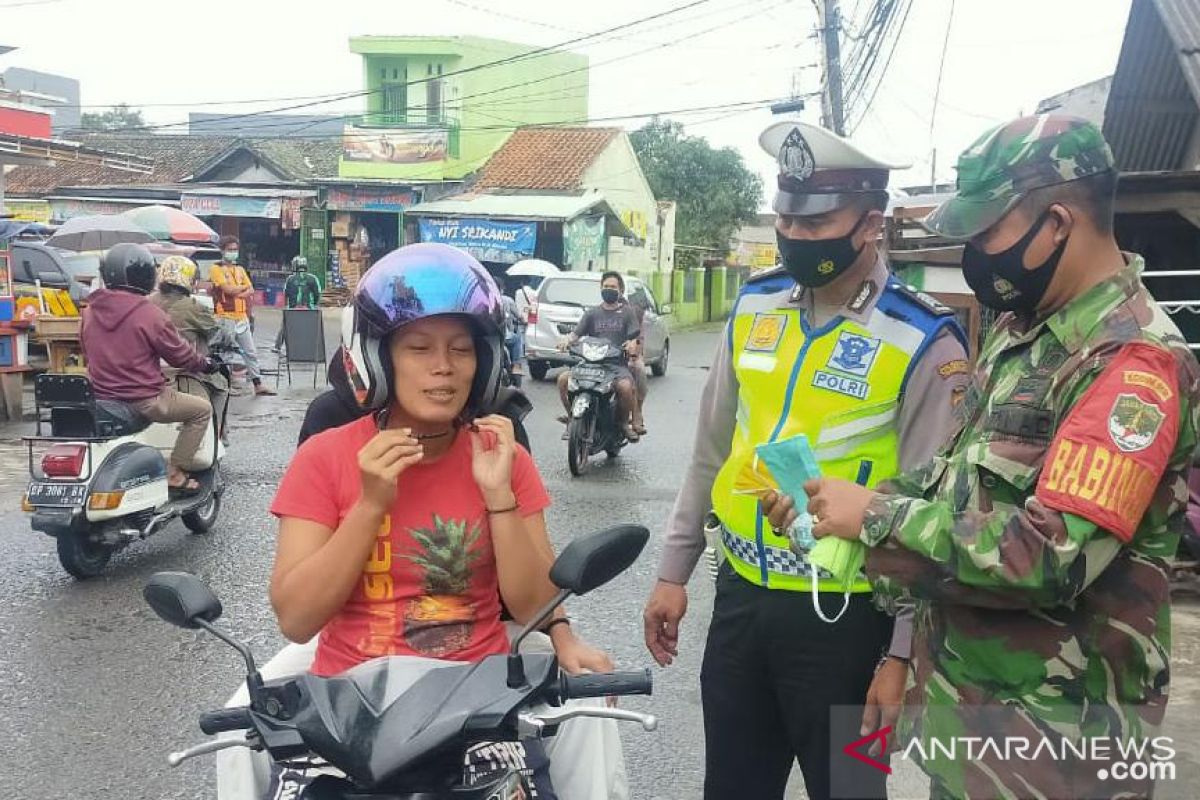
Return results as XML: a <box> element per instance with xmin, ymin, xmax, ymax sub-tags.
<box><xmin>541</xmin><ymin>279</ymin><xmax>603</xmax><ymax>308</ymax></box>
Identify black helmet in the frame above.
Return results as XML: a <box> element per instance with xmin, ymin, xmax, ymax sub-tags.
<box><xmin>101</xmin><ymin>243</ymin><xmax>158</xmax><ymax>294</ymax></box>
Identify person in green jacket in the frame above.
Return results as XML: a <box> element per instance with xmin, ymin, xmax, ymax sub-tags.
<box><xmin>275</xmin><ymin>255</ymin><xmax>322</xmax><ymax>352</ymax></box>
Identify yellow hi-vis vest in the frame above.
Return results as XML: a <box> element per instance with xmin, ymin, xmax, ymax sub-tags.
<box><xmin>711</xmin><ymin>270</ymin><xmax>963</xmax><ymax>592</ymax></box>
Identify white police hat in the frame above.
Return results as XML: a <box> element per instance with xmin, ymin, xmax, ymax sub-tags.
<box><xmin>759</xmin><ymin>121</ymin><xmax>910</xmax><ymax>216</ymax></box>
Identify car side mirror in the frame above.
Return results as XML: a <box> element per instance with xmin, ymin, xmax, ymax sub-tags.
<box><xmin>144</xmin><ymin>571</ymin><xmax>223</xmax><ymax>629</ymax></box>
<box><xmin>550</xmin><ymin>524</ymin><xmax>649</xmax><ymax>596</ymax></box>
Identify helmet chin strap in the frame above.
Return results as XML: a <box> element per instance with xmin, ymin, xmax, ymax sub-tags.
<box><xmin>373</xmin><ymin>407</ymin><xmax>455</xmax><ymax>439</ymax></box>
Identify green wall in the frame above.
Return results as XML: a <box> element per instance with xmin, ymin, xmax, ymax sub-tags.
<box><xmin>341</xmin><ymin>36</ymin><xmax>589</xmax><ymax>181</ymax></box>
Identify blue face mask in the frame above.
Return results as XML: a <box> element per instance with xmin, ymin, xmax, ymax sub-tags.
<box><xmin>223</xmin><ymin>251</ymin><xmax>239</xmax><ymax>263</ymax></box>
<box><xmin>756</xmin><ymin>434</ymin><xmax>865</xmax><ymax>624</ymax></box>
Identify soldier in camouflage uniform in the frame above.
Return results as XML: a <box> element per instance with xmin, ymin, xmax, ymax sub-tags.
<box><xmin>787</xmin><ymin>115</ymin><xmax>1200</xmax><ymax>798</ymax></box>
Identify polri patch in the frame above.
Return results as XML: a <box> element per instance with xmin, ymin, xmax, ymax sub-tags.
<box><xmin>746</xmin><ymin>313</ymin><xmax>788</xmax><ymax>353</ymax></box>
<box><xmin>826</xmin><ymin>331</ymin><xmax>881</xmax><ymax>378</ymax></box>
<box><xmin>813</xmin><ymin>370</ymin><xmax>869</xmax><ymax>399</ymax></box>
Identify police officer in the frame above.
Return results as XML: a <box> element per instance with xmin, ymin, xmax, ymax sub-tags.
<box><xmin>803</xmin><ymin>115</ymin><xmax>1200</xmax><ymax>798</ymax></box>
<box><xmin>642</xmin><ymin>121</ymin><xmax>970</xmax><ymax>800</ymax></box>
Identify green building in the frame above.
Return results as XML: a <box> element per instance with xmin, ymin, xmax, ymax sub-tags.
<box><xmin>340</xmin><ymin>36</ymin><xmax>589</xmax><ymax>182</ymax></box>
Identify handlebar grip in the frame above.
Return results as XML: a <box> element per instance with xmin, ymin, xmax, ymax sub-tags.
<box><xmin>199</xmin><ymin>707</ymin><xmax>252</xmax><ymax>735</ymax></box>
<box><xmin>560</xmin><ymin>669</ymin><xmax>653</xmax><ymax>701</ymax></box>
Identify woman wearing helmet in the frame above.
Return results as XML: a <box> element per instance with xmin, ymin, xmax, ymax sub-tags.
<box><xmin>150</xmin><ymin>255</ymin><xmax>233</xmax><ymax>441</ymax></box>
<box><xmin>267</xmin><ymin>244</ymin><xmax>620</xmax><ymax>796</ymax></box>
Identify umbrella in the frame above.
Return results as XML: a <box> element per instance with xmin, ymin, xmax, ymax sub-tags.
<box><xmin>120</xmin><ymin>205</ymin><xmax>219</xmax><ymax>245</ymax></box>
<box><xmin>507</xmin><ymin>259</ymin><xmax>560</xmax><ymax>278</ymax></box>
<box><xmin>46</xmin><ymin>215</ymin><xmax>155</xmax><ymax>251</ymax></box>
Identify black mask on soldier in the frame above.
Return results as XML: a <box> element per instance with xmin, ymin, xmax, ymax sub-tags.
<box><xmin>962</xmin><ymin>210</ymin><xmax>1068</xmax><ymax>315</ymax></box>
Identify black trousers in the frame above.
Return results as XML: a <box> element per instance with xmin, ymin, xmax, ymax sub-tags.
<box><xmin>701</xmin><ymin>562</ymin><xmax>893</xmax><ymax>800</ymax></box>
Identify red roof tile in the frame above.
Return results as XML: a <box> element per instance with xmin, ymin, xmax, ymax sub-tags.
<box><xmin>475</xmin><ymin>127</ymin><xmax>621</xmax><ymax>191</ymax></box>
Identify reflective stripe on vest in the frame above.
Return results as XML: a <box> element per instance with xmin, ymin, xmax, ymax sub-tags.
<box><xmin>711</xmin><ymin>280</ymin><xmax>933</xmax><ymax>592</ymax></box>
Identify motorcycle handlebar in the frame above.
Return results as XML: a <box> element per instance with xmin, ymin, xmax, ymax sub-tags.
<box><xmin>559</xmin><ymin>669</ymin><xmax>653</xmax><ymax>701</ymax></box>
<box><xmin>199</xmin><ymin>707</ymin><xmax>253</xmax><ymax>735</ymax></box>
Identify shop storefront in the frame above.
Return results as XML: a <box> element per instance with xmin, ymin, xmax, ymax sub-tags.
<box><xmin>181</xmin><ymin>188</ymin><xmax>315</xmax><ymax>305</ymax></box>
<box><xmin>312</xmin><ymin>183</ymin><xmax>421</xmax><ymax>292</ymax></box>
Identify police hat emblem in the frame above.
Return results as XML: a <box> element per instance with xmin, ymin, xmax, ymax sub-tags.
<box><xmin>779</xmin><ymin>127</ymin><xmax>816</xmax><ymax>183</ymax></box>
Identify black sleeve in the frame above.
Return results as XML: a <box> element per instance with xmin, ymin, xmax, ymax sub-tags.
<box><xmin>298</xmin><ymin>391</ymin><xmax>363</xmax><ymax>445</ymax></box>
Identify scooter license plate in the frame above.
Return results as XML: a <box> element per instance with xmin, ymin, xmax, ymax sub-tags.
<box><xmin>574</xmin><ymin>365</ymin><xmax>608</xmax><ymax>381</ymax></box>
<box><xmin>26</xmin><ymin>481</ymin><xmax>88</xmax><ymax>507</ymax></box>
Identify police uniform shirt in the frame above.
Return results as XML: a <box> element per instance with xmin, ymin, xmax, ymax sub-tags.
<box><xmin>659</xmin><ymin>254</ymin><xmax>969</xmax><ymax>656</ymax></box>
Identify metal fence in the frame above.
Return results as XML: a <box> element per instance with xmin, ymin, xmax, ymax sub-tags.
<box><xmin>1144</xmin><ymin>270</ymin><xmax>1200</xmax><ymax>351</ymax></box>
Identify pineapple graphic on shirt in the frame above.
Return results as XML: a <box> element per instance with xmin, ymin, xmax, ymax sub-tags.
<box><xmin>401</xmin><ymin>515</ymin><xmax>482</xmax><ymax>657</ymax></box>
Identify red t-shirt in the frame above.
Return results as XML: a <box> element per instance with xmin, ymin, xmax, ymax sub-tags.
<box><xmin>270</xmin><ymin>415</ymin><xmax>551</xmax><ymax>677</ymax></box>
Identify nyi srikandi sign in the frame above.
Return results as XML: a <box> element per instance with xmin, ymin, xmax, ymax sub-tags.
<box><xmin>418</xmin><ymin>217</ymin><xmax>537</xmax><ymax>264</ymax></box>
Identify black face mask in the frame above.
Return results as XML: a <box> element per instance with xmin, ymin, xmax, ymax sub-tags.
<box><xmin>776</xmin><ymin>213</ymin><xmax>868</xmax><ymax>288</ymax></box>
<box><xmin>962</xmin><ymin>211</ymin><xmax>1068</xmax><ymax>315</ymax></box>
<box><xmin>601</xmin><ymin>288</ymin><xmax>621</xmax><ymax>305</ymax></box>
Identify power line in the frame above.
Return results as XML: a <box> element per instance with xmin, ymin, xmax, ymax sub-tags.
<box><xmin>927</xmin><ymin>0</ymin><xmax>957</xmax><ymax>156</ymax></box>
<box><xmin>110</xmin><ymin>0</ymin><xmax>719</xmax><ymax>134</ymax></box>
<box><xmin>844</xmin><ymin>0</ymin><xmax>912</xmax><ymax>132</ymax></box>
<box><xmin>162</xmin><ymin>0</ymin><xmax>783</xmax><ymax>139</ymax></box>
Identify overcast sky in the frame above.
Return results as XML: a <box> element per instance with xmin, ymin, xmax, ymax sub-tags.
<box><xmin>3</xmin><ymin>0</ymin><xmax>1132</xmax><ymax>196</ymax></box>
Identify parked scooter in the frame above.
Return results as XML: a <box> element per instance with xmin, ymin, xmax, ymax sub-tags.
<box><xmin>145</xmin><ymin>525</ymin><xmax>656</xmax><ymax>800</ymax></box>
<box><xmin>564</xmin><ymin>337</ymin><xmax>629</xmax><ymax>477</ymax></box>
<box><xmin>22</xmin><ymin>364</ymin><xmax>229</xmax><ymax>579</ymax></box>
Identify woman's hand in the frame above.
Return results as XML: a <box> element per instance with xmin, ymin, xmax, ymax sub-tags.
<box><xmin>358</xmin><ymin>428</ymin><xmax>423</xmax><ymax>512</ymax></box>
<box><xmin>552</xmin><ymin>627</ymin><xmax>615</xmax><ymax>675</ymax></box>
<box><xmin>470</xmin><ymin>415</ymin><xmax>517</xmax><ymax>505</ymax></box>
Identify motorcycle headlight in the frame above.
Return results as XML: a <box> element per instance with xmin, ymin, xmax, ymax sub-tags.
<box><xmin>581</xmin><ymin>342</ymin><xmax>608</xmax><ymax>361</ymax></box>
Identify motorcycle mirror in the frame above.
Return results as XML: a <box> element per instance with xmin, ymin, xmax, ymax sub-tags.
<box><xmin>550</xmin><ymin>525</ymin><xmax>649</xmax><ymax>596</ymax></box>
<box><xmin>143</xmin><ymin>571</ymin><xmax>223</xmax><ymax>629</ymax></box>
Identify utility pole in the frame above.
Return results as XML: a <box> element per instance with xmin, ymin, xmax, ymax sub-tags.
<box><xmin>817</xmin><ymin>0</ymin><xmax>846</xmax><ymax>135</ymax></box>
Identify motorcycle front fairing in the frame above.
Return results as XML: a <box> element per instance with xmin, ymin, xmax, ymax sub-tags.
<box><xmin>262</xmin><ymin>653</ymin><xmax>559</xmax><ymax>792</ymax></box>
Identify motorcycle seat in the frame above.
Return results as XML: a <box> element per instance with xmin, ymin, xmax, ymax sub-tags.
<box><xmin>94</xmin><ymin>400</ymin><xmax>152</xmax><ymax>437</ymax></box>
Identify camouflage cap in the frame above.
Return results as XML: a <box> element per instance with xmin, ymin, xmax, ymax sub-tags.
<box><xmin>923</xmin><ymin>114</ymin><xmax>1115</xmax><ymax>240</ymax></box>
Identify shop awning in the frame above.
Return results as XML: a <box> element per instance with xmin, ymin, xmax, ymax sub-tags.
<box><xmin>405</xmin><ymin>192</ymin><xmax>640</xmax><ymax>241</ymax></box>
<box><xmin>180</xmin><ymin>186</ymin><xmax>317</xmax><ymax>219</ymax></box>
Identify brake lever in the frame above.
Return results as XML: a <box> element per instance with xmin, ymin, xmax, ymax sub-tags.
<box><xmin>519</xmin><ymin>706</ymin><xmax>658</xmax><ymax>735</ymax></box>
<box><xmin>167</xmin><ymin>736</ymin><xmax>253</xmax><ymax>767</ymax></box>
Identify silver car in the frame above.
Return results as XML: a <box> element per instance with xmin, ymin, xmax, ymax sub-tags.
<box><xmin>524</xmin><ymin>272</ymin><xmax>672</xmax><ymax>381</ymax></box>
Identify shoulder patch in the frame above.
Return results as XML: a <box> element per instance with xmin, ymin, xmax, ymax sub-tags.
<box><xmin>1036</xmin><ymin>342</ymin><xmax>1181</xmax><ymax>542</ymax></box>
<box><xmin>890</xmin><ymin>282</ymin><xmax>955</xmax><ymax>316</ymax></box>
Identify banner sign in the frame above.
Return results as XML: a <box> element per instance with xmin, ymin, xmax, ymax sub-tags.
<box><xmin>181</xmin><ymin>194</ymin><xmax>283</xmax><ymax>219</ymax></box>
<box><xmin>50</xmin><ymin>199</ymin><xmax>141</xmax><ymax>221</ymax></box>
<box><xmin>342</xmin><ymin>127</ymin><xmax>448</xmax><ymax>164</ymax></box>
<box><xmin>3</xmin><ymin>199</ymin><xmax>51</xmax><ymax>224</ymax></box>
<box><xmin>418</xmin><ymin>217</ymin><xmax>537</xmax><ymax>264</ymax></box>
<box><xmin>564</xmin><ymin>215</ymin><xmax>607</xmax><ymax>268</ymax></box>
<box><xmin>325</xmin><ymin>187</ymin><xmax>417</xmax><ymax>213</ymax></box>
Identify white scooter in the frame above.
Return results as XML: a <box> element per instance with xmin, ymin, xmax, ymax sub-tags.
<box><xmin>23</xmin><ymin>370</ymin><xmax>227</xmax><ymax>578</ymax></box>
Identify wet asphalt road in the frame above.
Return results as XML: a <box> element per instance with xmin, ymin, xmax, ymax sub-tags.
<box><xmin>7</xmin><ymin>314</ymin><xmax>1200</xmax><ymax>800</ymax></box>
<box><xmin>0</xmin><ymin>317</ymin><xmax>725</xmax><ymax>800</ymax></box>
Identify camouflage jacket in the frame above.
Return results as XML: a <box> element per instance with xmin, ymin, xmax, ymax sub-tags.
<box><xmin>861</xmin><ymin>255</ymin><xmax>1200</xmax><ymax>798</ymax></box>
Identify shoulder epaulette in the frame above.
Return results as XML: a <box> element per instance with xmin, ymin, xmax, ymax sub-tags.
<box><xmin>745</xmin><ymin>265</ymin><xmax>788</xmax><ymax>284</ymax></box>
<box><xmin>888</xmin><ymin>281</ymin><xmax>955</xmax><ymax>317</ymax></box>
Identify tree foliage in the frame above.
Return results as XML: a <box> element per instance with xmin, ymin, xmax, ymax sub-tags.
<box><xmin>80</xmin><ymin>104</ymin><xmax>146</xmax><ymax>131</ymax></box>
<box><xmin>630</xmin><ymin>119</ymin><xmax>763</xmax><ymax>268</ymax></box>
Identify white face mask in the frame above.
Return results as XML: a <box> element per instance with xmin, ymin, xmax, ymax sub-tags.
<box><xmin>223</xmin><ymin>251</ymin><xmax>239</xmax><ymax>263</ymax></box>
